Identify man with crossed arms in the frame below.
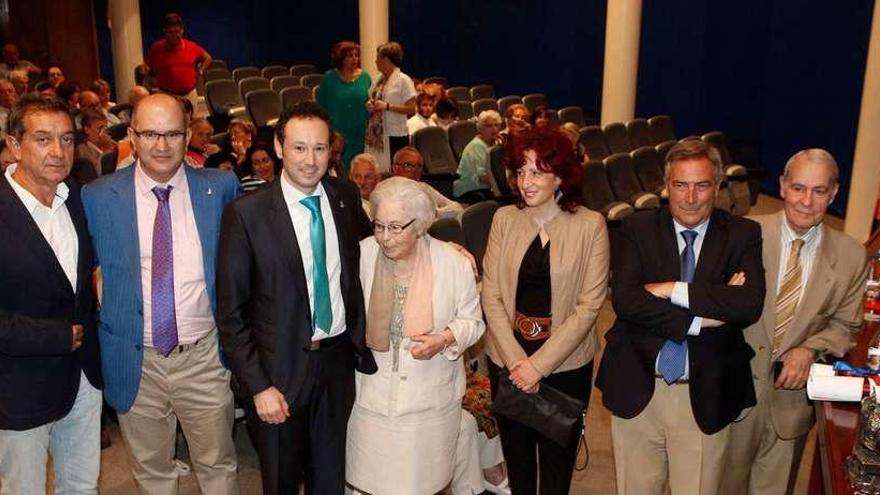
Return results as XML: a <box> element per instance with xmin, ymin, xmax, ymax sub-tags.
<box><xmin>722</xmin><ymin>149</ymin><xmax>868</xmax><ymax>494</ymax></box>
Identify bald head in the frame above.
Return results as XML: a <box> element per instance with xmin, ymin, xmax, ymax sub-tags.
<box><xmin>79</xmin><ymin>90</ymin><xmax>101</xmax><ymax>112</ymax></box>
<box><xmin>129</xmin><ymin>93</ymin><xmax>190</xmax><ymax>183</ymax></box>
<box><xmin>127</xmin><ymin>85</ymin><xmax>150</xmax><ymax>106</ymax></box>
<box><xmin>131</xmin><ymin>93</ymin><xmax>186</xmax><ymax>129</ymax></box>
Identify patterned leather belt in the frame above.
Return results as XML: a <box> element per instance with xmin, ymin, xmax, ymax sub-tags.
<box><xmin>514</xmin><ymin>312</ymin><xmax>552</xmax><ymax>341</ymax></box>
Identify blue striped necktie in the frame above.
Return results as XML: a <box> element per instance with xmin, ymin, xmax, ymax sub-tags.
<box><xmin>657</xmin><ymin>229</ymin><xmax>698</xmax><ymax>384</ymax></box>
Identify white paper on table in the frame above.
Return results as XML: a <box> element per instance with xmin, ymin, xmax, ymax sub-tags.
<box><xmin>810</xmin><ymin>363</ymin><xmax>836</xmax><ymax>377</ymax></box>
<box><xmin>807</xmin><ymin>374</ymin><xmax>865</xmax><ymax>401</ymax></box>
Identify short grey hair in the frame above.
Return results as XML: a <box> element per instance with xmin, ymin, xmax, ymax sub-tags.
<box><xmin>477</xmin><ymin>110</ymin><xmax>501</xmax><ymax>128</ymax></box>
<box><xmin>369</xmin><ymin>177</ymin><xmax>436</xmax><ymax>236</ymax></box>
<box><xmin>350</xmin><ymin>152</ymin><xmax>379</xmax><ymax>171</ymax></box>
<box><xmin>784</xmin><ymin>148</ymin><xmax>839</xmax><ymax>184</ymax></box>
<box><xmin>664</xmin><ymin>139</ymin><xmax>724</xmax><ymax>184</ymax></box>
<box><xmin>8</xmin><ymin>69</ymin><xmax>27</xmax><ymax>83</ymax></box>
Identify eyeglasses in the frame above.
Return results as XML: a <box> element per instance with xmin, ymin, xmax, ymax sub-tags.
<box><xmin>392</xmin><ymin>161</ymin><xmax>421</xmax><ymax>171</ymax></box>
<box><xmin>372</xmin><ymin>218</ymin><xmax>415</xmax><ymax>235</ymax></box>
<box><xmin>131</xmin><ymin>129</ymin><xmax>187</xmax><ymax>143</ymax></box>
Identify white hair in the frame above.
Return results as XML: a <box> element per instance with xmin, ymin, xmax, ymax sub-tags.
<box><xmin>350</xmin><ymin>152</ymin><xmax>379</xmax><ymax>171</ymax></box>
<box><xmin>369</xmin><ymin>177</ymin><xmax>436</xmax><ymax>236</ymax></box>
<box><xmin>477</xmin><ymin>110</ymin><xmax>502</xmax><ymax>128</ymax></box>
<box><xmin>784</xmin><ymin>148</ymin><xmax>839</xmax><ymax>184</ymax></box>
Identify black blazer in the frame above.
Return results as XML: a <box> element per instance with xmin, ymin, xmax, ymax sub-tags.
<box><xmin>596</xmin><ymin>208</ymin><xmax>765</xmax><ymax>434</ymax></box>
<box><xmin>0</xmin><ymin>172</ymin><xmax>102</xmax><ymax>431</ymax></box>
<box><xmin>216</xmin><ymin>176</ymin><xmax>376</xmax><ymax>402</ymax></box>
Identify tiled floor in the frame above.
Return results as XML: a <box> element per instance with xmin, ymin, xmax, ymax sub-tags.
<box><xmin>72</xmin><ymin>195</ymin><xmax>834</xmax><ymax>493</ymax></box>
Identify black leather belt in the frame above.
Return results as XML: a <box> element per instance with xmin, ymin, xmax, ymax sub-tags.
<box><xmin>149</xmin><ymin>338</ymin><xmax>203</xmax><ymax>357</ymax></box>
<box><xmin>305</xmin><ymin>333</ymin><xmax>347</xmax><ymax>351</ymax></box>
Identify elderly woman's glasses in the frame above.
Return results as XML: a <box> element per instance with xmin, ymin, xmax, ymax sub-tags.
<box><xmin>372</xmin><ymin>219</ymin><xmax>415</xmax><ymax>235</ymax></box>
<box><xmin>392</xmin><ymin>161</ymin><xmax>420</xmax><ymax>170</ymax></box>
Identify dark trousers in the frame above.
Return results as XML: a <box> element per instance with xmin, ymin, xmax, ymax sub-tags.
<box><xmin>245</xmin><ymin>336</ymin><xmax>356</xmax><ymax>495</ymax></box>
<box><xmin>489</xmin><ymin>361</ymin><xmax>593</xmax><ymax>495</ymax></box>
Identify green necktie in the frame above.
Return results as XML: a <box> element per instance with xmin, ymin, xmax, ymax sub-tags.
<box><xmin>300</xmin><ymin>195</ymin><xmax>333</xmax><ymax>334</ymax></box>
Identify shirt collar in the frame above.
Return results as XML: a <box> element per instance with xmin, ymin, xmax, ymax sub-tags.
<box><xmin>134</xmin><ymin>160</ymin><xmax>188</xmax><ymax>198</ymax></box>
<box><xmin>672</xmin><ymin>216</ymin><xmax>710</xmax><ymax>239</ymax></box>
<box><xmin>780</xmin><ymin>213</ymin><xmax>821</xmax><ymax>248</ymax></box>
<box><xmin>280</xmin><ymin>171</ymin><xmax>325</xmax><ymax>206</ymax></box>
<box><xmin>4</xmin><ymin>163</ymin><xmax>69</xmax><ymax>213</ymax></box>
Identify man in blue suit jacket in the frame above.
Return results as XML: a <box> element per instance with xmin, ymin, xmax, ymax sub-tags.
<box><xmin>82</xmin><ymin>94</ymin><xmax>240</xmax><ymax>494</ymax></box>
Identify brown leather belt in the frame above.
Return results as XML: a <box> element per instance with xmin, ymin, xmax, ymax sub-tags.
<box><xmin>655</xmin><ymin>374</ymin><xmax>689</xmax><ymax>384</ymax></box>
<box><xmin>514</xmin><ymin>312</ymin><xmax>552</xmax><ymax>341</ymax></box>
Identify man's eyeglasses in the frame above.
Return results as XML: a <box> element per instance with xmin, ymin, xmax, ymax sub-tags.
<box><xmin>372</xmin><ymin>218</ymin><xmax>416</xmax><ymax>235</ymax></box>
<box><xmin>392</xmin><ymin>161</ymin><xmax>421</xmax><ymax>171</ymax></box>
<box><xmin>131</xmin><ymin>129</ymin><xmax>187</xmax><ymax>143</ymax></box>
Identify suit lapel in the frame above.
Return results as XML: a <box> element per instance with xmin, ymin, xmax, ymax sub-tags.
<box><xmin>66</xmin><ymin>183</ymin><xmax>92</xmax><ymax>305</ymax></box>
<box><xmin>761</xmin><ymin>213</ymin><xmax>783</xmax><ymax>344</ymax></box>
<box><xmin>322</xmin><ymin>179</ymin><xmax>351</xmax><ymax>300</ymax></box>
<box><xmin>269</xmin><ymin>182</ymin><xmax>312</xmax><ymax>328</ymax></box>
<box><xmin>185</xmin><ymin>167</ymin><xmax>215</xmax><ymax>289</ymax></box>
<box><xmin>657</xmin><ymin>209</ymin><xmax>683</xmax><ymax>281</ymax></box>
<box><xmin>0</xmin><ymin>172</ymin><xmax>75</xmax><ymax>295</ymax></box>
<box><xmin>693</xmin><ymin>210</ymin><xmax>728</xmax><ymax>283</ymax></box>
<box><xmin>108</xmin><ymin>167</ymin><xmax>142</xmax><ymax>294</ymax></box>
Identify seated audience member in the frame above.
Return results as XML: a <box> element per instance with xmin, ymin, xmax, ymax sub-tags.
<box><xmin>0</xmin><ymin>141</ymin><xmax>15</xmax><ymax>172</ymax></box>
<box><xmin>8</xmin><ymin>69</ymin><xmax>29</xmax><ymax>96</ymax></box>
<box><xmin>432</xmin><ymin>95</ymin><xmax>459</xmax><ymax>130</ymax></box>
<box><xmin>225</xmin><ymin>118</ymin><xmax>256</xmax><ymax>171</ymax></box>
<box><xmin>78</xmin><ymin>89</ymin><xmax>120</xmax><ymax>126</ymax></box>
<box><xmin>0</xmin><ymin>79</ymin><xmax>17</xmax><ymax>136</ymax></box>
<box><xmin>454</xmin><ymin>110</ymin><xmax>502</xmax><ymax>201</ymax></box>
<box><xmin>34</xmin><ymin>81</ymin><xmax>55</xmax><ymax>96</ymax></box>
<box><xmin>76</xmin><ymin>110</ymin><xmax>116</xmax><ymax>177</ymax></box>
<box><xmin>238</xmin><ymin>142</ymin><xmax>278</xmax><ymax>192</ymax></box>
<box><xmin>560</xmin><ymin>122</ymin><xmax>590</xmax><ymax>164</ymax></box>
<box><xmin>118</xmin><ymin>85</ymin><xmax>150</xmax><ymax>122</ymax></box>
<box><xmin>204</xmin><ymin>151</ymin><xmax>238</xmax><ymax>173</ymax></box>
<box><xmin>90</xmin><ymin>78</ymin><xmax>116</xmax><ymax>109</ymax></box>
<box><xmin>328</xmin><ymin>130</ymin><xmax>345</xmax><ymax>177</ymax></box>
<box><xmin>0</xmin><ymin>43</ymin><xmax>41</xmax><ymax>79</ymax></box>
<box><xmin>179</xmin><ymin>96</ymin><xmax>194</xmax><ymax>122</ymax></box>
<box><xmin>530</xmin><ymin>107</ymin><xmax>553</xmax><ymax>129</ymax></box>
<box><xmin>48</xmin><ymin>66</ymin><xmax>65</xmax><ymax>88</ymax></box>
<box><xmin>499</xmin><ymin>104</ymin><xmax>530</xmax><ymax>144</ymax></box>
<box><xmin>407</xmin><ymin>92</ymin><xmax>436</xmax><ymax>136</ymax></box>
<box><xmin>55</xmin><ymin>81</ymin><xmax>80</xmax><ymax>112</ymax></box>
<box><xmin>349</xmin><ymin>152</ymin><xmax>381</xmax><ymax>218</ymax></box>
<box><xmin>392</xmin><ymin>146</ymin><xmax>464</xmax><ymax>220</ymax></box>
<box><xmin>186</xmin><ymin>117</ymin><xmax>219</xmax><ymax>167</ymax></box>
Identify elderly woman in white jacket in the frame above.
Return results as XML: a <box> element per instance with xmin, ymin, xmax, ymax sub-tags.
<box><xmin>346</xmin><ymin>177</ymin><xmax>485</xmax><ymax>495</ymax></box>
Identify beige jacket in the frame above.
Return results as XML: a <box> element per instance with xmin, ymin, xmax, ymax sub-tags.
<box><xmin>481</xmin><ymin>205</ymin><xmax>609</xmax><ymax>376</ymax></box>
<box><xmin>744</xmin><ymin>212</ymin><xmax>867</xmax><ymax>438</ymax></box>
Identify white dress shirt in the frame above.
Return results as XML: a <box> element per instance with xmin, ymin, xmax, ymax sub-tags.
<box><xmin>280</xmin><ymin>175</ymin><xmax>346</xmax><ymax>340</ymax></box>
<box><xmin>135</xmin><ymin>162</ymin><xmax>214</xmax><ymax>346</ymax></box>
<box><xmin>5</xmin><ymin>164</ymin><xmax>78</xmax><ymax>291</ymax></box>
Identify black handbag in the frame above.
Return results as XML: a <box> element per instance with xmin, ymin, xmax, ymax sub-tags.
<box><xmin>490</xmin><ymin>373</ymin><xmax>586</xmax><ymax>447</ymax></box>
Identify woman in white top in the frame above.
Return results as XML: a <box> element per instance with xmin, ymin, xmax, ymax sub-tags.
<box><xmin>365</xmin><ymin>42</ymin><xmax>418</xmax><ymax>173</ymax></box>
<box><xmin>346</xmin><ymin>177</ymin><xmax>485</xmax><ymax>495</ymax></box>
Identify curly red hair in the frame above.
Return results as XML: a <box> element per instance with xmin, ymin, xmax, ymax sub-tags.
<box><xmin>505</xmin><ymin>128</ymin><xmax>584</xmax><ymax>213</ymax></box>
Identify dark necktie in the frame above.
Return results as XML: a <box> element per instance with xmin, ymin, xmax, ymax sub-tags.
<box><xmin>151</xmin><ymin>186</ymin><xmax>178</xmax><ymax>355</ymax></box>
<box><xmin>657</xmin><ymin>229</ymin><xmax>698</xmax><ymax>384</ymax></box>
<box><xmin>300</xmin><ymin>195</ymin><xmax>333</xmax><ymax>334</ymax></box>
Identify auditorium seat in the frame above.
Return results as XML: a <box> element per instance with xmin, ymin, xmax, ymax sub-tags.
<box><xmin>271</xmin><ymin>75</ymin><xmax>300</xmax><ymax>92</ymax></box>
<box><xmin>100</xmin><ymin>148</ymin><xmax>119</xmax><ymax>176</ymax></box>
<box><xmin>204</xmin><ymin>68</ymin><xmax>231</xmax><ymax>83</ymax></box>
<box><xmin>626</xmin><ymin>118</ymin><xmax>654</xmax><ymax>148</ymax></box>
<box><xmin>489</xmin><ymin>144</ymin><xmax>512</xmax><ymax>200</ymax></box>
<box><xmin>262</xmin><ymin>65</ymin><xmax>288</xmax><ymax>80</ymax></box>
<box><xmin>457</xmin><ymin>100</ymin><xmax>474</xmax><ymax>121</ymax></box>
<box><xmin>470</xmin><ymin>84</ymin><xmax>495</xmax><ymax>101</ymax></box>
<box><xmin>108</xmin><ymin>103</ymin><xmax>131</xmax><ymax>121</ymax></box>
<box><xmin>246</xmin><ymin>89</ymin><xmax>282</xmax><ymax>128</ymax></box>
<box><xmin>289</xmin><ymin>64</ymin><xmax>317</xmax><ymax>77</ymax></box>
<box><xmin>579</xmin><ymin>125</ymin><xmax>611</xmax><ymax>161</ymax></box>
<box><xmin>446</xmin><ymin>86</ymin><xmax>470</xmax><ymax>103</ymax></box>
<box><xmin>207</xmin><ymin>59</ymin><xmax>227</xmax><ymax>71</ymax></box>
<box><xmin>205</xmin><ymin>80</ymin><xmax>246</xmax><ymax>117</ymax></box>
<box><xmin>239</xmin><ymin>77</ymin><xmax>270</xmax><ymax>99</ymax></box>
<box><xmin>300</xmin><ymin>74</ymin><xmax>324</xmax><ymax>89</ymax></box>
<box><xmin>106</xmin><ymin>122</ymin><xmax>129</xmax><ymax>141</ymax></box>
<box><xmin>447</xmin><ymin>121</ymin><xmax>478</xmax><ymax>162</ymax></box>
<box><xmin>558</xmin><ymin>106</ymin><xmax>586</xmax><ymax>128</ymax></box>
<box><xmin>232</xmin><ymin>66</ymin><xmax>260</xmax><ymax>83</ymax></box>
<box><xmin>461</xmin><ymin>200</ymin><xmax>499</xmax><ymax>275</ymax></box>
<box><xmin>655</xmin><ymin>139</ymin><xmax>674</xmax><ymax>160</ymax></box>
<box><xmin>630</xmin><ymin>146</ymin><xmax>666</xmax><ymax>197</ymax></box>
<box><xmin>472</xmin><ymin>98</ymin><xmax>499</xmax><ymax>116</ymax></box>
<box><xmin>413</xmin><ymin>127</ymin><xmax>458</xmax><ymax>175</ymax></box>
<box><xmin>545</xmin><ymin>109</ymin><xmax>560</xmax><ymax>128</ymax></box>
<box><xmin>497</xmin><ymin>96</ymin><xmax>523</xmax><ymax>117</ymax></box>
<box><xmin>603</xmin><ymin>122</ymin><xmax>632</xmax><ymax>154</ymax></box>
<box><xmin>312</xmin><ymin>86</ymin><xmax>320</xmax><ymax>100</ymax></box>
<box><xmin>605</xmin><ymin>153</ymin><xmax>660</xmax><ymax>209</ymax></box>
<box><xmin>423</xmin><ymin>76</ymin><xmax>448</xmax><ymax>87</ymax></box>
<box><xmin>581</xmin><ymin>161</ymin><xmax>635</xmax><ymax>221</ymax></box>
<box><xmin>701</xmin><ymin>131</ymin><xmax>751</xmax><ymax>215</ymax></box>
<box><xmin>648</xmin><ymin>115</ymin><xmax>676</xmax><ymax>144</ymax></box>
<box><xmin>280</xmin><ymin>86</ymin><xmax>313</xmax><ymax>109</ymax></box>
<box><xmin>428</xmin><ymin>217</ymin><xmax>464</xmax><ymax>244</ymax></box>
<box><xmin>522</xmin><ymin>93</ymin><xmax>548</xmax><ymax>114</ymax></box>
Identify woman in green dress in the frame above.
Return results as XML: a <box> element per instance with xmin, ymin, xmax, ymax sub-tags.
<box><xmin>317</xmin><ymin>40</ymin><xmax>372</xmax><ymax>173</ymax></box>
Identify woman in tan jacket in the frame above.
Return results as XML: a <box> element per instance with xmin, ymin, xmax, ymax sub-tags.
<box><xmin>482</xmin><ymin>128</ymin><xmax>610</xmax><ymax>494</ymax></box>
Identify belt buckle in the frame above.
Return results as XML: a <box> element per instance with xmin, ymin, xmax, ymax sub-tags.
<box><xmin>307</xmin><ymin>340</ymin><xmax>320</xmax><ymax>351</ymax></box>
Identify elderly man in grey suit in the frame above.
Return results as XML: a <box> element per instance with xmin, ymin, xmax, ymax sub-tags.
<box><xmin>723</xmin><ymin>149</ymin><xmax>868</xmax><ymax>494</ymax></box>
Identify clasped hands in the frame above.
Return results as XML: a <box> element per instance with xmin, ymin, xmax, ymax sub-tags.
<box><xmin>509</xmin><ymin>359</ymin><xmax>542</xmax><ymax>394</ymax></box>
<box><xmin>644</xmin><ymin>271</ymin><xmax>746</xmax><ymax>328</ymax></box>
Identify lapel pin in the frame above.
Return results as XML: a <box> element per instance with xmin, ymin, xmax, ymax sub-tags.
<box><xmin>339</xmin><ymin>200</ymin><xmax>345</xmax><ymax>208</ymax></box>
<box><xmin>207</xmin><ymin>187</ymin><xmax>213</xmax><ymax>195</ymax></box>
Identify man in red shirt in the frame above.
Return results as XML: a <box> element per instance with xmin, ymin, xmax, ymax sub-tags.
<box><xmin>143</xmin><ymin>13</ymin><xmax>212</xmax><ymax>116</ymax></box>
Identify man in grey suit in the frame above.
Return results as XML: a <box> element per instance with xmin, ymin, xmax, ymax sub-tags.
<box><xmin>723</xmin><ymin>149</ymin><xmax>868</xmax><ymax>494</ymax></box>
